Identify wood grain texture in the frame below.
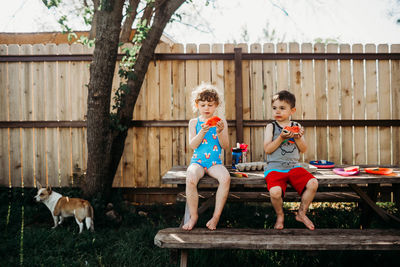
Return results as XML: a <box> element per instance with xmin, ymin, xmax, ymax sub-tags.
<box><xmin>155</xmin><ymin>228</ymin><xmax>400</xmax><ymax>250</ymax></box>
<box><xmin>162</xmin><ymin>166</ymin><xmax>400</xmax><ymax>185</ymax></box>
<box><xmin>1</xmin><ymin>43</ymin><xmax>400</xmax><ymax>188</ymax></box>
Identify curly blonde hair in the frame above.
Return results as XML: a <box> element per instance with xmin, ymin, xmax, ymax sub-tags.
<box><xmin>191</xmin><ymin>83</ymin><xmax>225</xmax><ymax>118</ymax></box>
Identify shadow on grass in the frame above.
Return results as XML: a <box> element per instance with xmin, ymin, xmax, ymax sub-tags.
<box><xmin>0</xmin><ymin>187</ymin><xmax>399</xmax><ymax>267</ymax></box>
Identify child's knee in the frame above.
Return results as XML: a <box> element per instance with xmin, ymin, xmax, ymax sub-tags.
<box><xmin>269</xmin><ymin>187</ymin><xmax>283</xmax><ymax>199</ymax></box>
<box><xmin>186</xmin><ymin>172</ymin><xmax>200</xmax><ymax>187</ymax></box>
<box><xmin>219</xmin><ymin>173</ymin><xmax>231</xmax><ymax>186</ymax></box>
<box><xmin>307</xmin><ymin>178</ymin><xmax>318</xmax><ymax>190</ymax></box>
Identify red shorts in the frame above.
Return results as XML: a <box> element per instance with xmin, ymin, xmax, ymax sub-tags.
<box><xmin>264</xmin><ymin>167</ymin><xmax>315</xmax><ymax>196</ymax></box>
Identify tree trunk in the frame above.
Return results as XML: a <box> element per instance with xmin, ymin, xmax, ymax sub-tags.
<box><xmin>84</xmin><ymin>0</ymin><xmax>185</xmax><ymax>200</ymax></box>
<box><xmin>84</xmin><ymin>0</ymin><xmax>125</xmax><ymax>199</ymax></box>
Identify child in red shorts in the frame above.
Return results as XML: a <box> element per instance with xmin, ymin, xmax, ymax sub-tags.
<box><xmin>263</xmin><ymin>90</ymin><xmax>318</xmax><ymax>230</ymax></box>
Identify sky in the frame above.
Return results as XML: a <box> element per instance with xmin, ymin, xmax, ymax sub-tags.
<box><xmin>1</xmin><ymin>0</ymin><xmax>400</xmax><ymax>45</ymax></box>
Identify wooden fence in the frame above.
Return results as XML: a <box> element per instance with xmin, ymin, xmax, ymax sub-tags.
<box><xmin>0</xmin><ymin>42</ymin><xmax>399</xmax><ymax>189</ymax></box>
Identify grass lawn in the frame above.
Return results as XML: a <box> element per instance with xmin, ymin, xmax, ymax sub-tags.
<box><xmin>1</xmin><ymin>187</ymin><xmax>399</xmax><ymax>267</ymax></box>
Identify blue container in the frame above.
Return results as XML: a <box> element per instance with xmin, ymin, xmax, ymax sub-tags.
<box><xmin>232</xmin><ymin>148</ymin><xmax>242</xmax><ymax>169</ymax></box>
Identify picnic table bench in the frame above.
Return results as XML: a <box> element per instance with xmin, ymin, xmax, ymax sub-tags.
<box><xmin>155</xmin><ymin>165</ymin><xmax>400</xmax><ymax>266</ymax></box>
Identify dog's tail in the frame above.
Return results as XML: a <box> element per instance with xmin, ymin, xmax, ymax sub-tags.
<box><xmin>85</xmin><ymin>202</ymin><xmax>94</xmax><ymax>232</ymax></box>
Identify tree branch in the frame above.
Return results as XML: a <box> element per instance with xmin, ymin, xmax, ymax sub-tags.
<box><xmin>108</xmin><ymin>0</ymin><xmax>185</xmax><ymax>182</ymax></box>
<box><xmin>120</xmin><ymin>0</ymin><xmax>140</xmax><ymax>42</ymax></box>
<box><xmin>89</xmin><ymin>0</ymin><xmax>101</xmax><ymax>39</ymax></box>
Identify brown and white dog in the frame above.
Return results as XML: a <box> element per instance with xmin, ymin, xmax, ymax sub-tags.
<box><xmin>34</xmin><ymin>182</ymin><xmax>94</xmax><ymax>233</ymax></box>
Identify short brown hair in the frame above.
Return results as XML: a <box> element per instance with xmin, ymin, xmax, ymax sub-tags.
<box><xmin>272</xmin><ymin>90</ymin><xmax>296</xmax><ymax>108</ymax></box>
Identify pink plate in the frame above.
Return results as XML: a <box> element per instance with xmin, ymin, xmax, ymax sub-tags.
<box><xmin>333</xmin><ymin>168</ymin><xmax>360</xmax><ymax>176</ymax></box>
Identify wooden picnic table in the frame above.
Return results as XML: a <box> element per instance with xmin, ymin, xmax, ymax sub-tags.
<box><xmin>162</xmin><ymin>165</ymin><xmax>400</xmax><ymax>227</ymax></box>
<box><xmin>157</xmin><ymin>165</ymin><xmax>400</xmax><ymax>267</ymax></box>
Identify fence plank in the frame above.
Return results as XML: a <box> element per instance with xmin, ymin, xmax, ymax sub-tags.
<box><xmin>0</xmin><ymin>45</ymin><xmax>9</xmax><ymax>186</ymax></box>
<box><xmin>365</xmin><ymin>44</ymin><xmax>379</xmax><ymax>164</ymax></box>
<box><xmin>263</xmin><ymin>43</ymin><xmax>276</xmax><ymax>120</ymax></box>
<box><xmin>289</xmin><ymin>43</ymin><xmax>302</xmax><ymax>121</ymax></box>
<box><xmin>8</xmin><ymin>45</ymin><xmax>22</xmax><ymax>187</ymax></box>
<box><xmin>391</xmin><ymin>44</ymin><xmax>400</xmax><ymax>165</ymax></box>
<box><xmin>32</xmin><ymin>44</ymin><xmax>46</xmax><ymax>186</ymax></box>
<box><xmin>378</xmin><ymin>44</ymin><xmax>391</xmax><ymax>165</ymax></box>
<box><xmin>224</xmin><ymin>44</ymin><xmax>235</xmax><ymax>164</ymax></box>
<box><xmin>211</xmin><ymin>44</ymin><xmax>225</xmax><ymax>96</ymax></box>
<box><xmin>353</xmin><ymin>44</ymin><xmax>366</xmax><ymax>164</ymax></box>
<box><xmin>199</xmin><ymin>44</ymin><xmax>211</xmax><ymax>83</ymax></box>
<box><xmin>314</xmin><ymin>43</ymin><xmax>328</xmax><ymax>160</ymax></box>
<box><xmin>211</xmin><ymin>43</ymin><xmax>227</xmax><ymax>163</ymax></box>
<box><xmin>301</xmin><ymin>43</ymin><xmax>316</xmax><ymax>163</ymax></box>
<box><xmin>19</xmin><ymin>45</ymin><xmax>35</xmax><ymax>187</ymax></box>
<box><xmin>276</xmin><ymin>43</ymin><xmax>289</xmax><ymax>92</ymax></box>
<box><xmin>339</xmin><ymin>44</ymin><xmax>353</xmax><ymax>165</ymax></box>
<box><xmin>133</xmin><ymin>127</ymin><xmax>147</xmax><ymax>187</ymax></box>
<box><xmin>171</xmin><ymin>44</ymin><xmax>185</xmax><ymax>166</ymax></box>
<box><xmin>250</xmin><ymin>43</ymin><xmax>264</xmax><ymax>161</ymax></box>
<box><xmin>57</xmin><ymin>44</ymin><xmax>72</xmax><ymax>186</ymax></box>
<box><xmin>44</xmin><ymin>44</ymin><xmax>59</xmax><ymax>187</ymax></box>
<box><xmin>121</xmin><ymin>128</ymin><xmax>135</xmax><ymax>187</ymax></box>
<box><xmin>159</xmin><ymin>43</ymin><xmax>172</xmax><ymax>187</ymax></box>
<box><xmin>185</xmin><ymin>44</ymin><xmax>198</xmax><ymax>164</ymax></box>
<box><xmin>239</xmin><ymin>44</ymin><xmax>251</xmax><ymax>162</ymax></box>
<box><xmin>70</xmin><ymin>44</ymin><xmax>85</xmax><ymax>184</ymax></box>
<box><xmin>327</xmin><ymin>44</ymin><xmax>340</xmax><ymax>164</ymax></box>
<box><xmin>147</xmin><ymin>45</ymin><xmax>161</xmax><ymax>187</ymax></box>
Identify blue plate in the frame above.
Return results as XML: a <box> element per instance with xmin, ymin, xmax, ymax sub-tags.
<box><xmin>309</xmin><ymin>160</ymin><xmax>335</xmax><ymax>169</ymax></box>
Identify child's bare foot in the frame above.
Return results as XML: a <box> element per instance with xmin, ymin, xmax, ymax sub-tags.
<box><xmin>206</xmin><ymin>216</ymin><xmax>220</xmax><ymax>230</ymax></box>
<box><xmin>274</xmin><ymin>215</ymin><xmax>284</xmax><ymax>230</ymax></box>
<box><xmin>182</xmin><ymin>215</ymin><xmax>198</xmax><ymax>231</ymax></box>
<box><xmin>295</xmin><ymin>212</ymin><xmax>315</xmax><ymax>230</ymax></box>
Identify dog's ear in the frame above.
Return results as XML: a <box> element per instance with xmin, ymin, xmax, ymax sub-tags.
<box><xmin>46</xmin><ymin>184</ymin><xmax>52</xmax><ymax>194</ymax></box>
<box><xmin>36</xmin><ymin>181</ymin><xmax>42</xmax><ymax>189</ymax></box>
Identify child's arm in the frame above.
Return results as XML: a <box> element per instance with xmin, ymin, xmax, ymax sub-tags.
<box><xmin>293</xmin><ymin>125</ymin><xmax>307</xmax><ymax>153</ymax></box>
<box><xmin>188</xmin><ymin>119</ymin><xmax>210</xmax><ymax>150</ymax></box>
<box><xmin>264</xmin><ymin>123</ymin><xmax>281</xmax><ymax>154</ymax></box>
<box><xmin>263</xmin><ymin>123</ymin><xmax>293</xmax><ymax>154</ymax></box>
<box><xmin>216</xmin><ymin>119</ymin><xmax>229</xmax><ymax>151</ymax></box>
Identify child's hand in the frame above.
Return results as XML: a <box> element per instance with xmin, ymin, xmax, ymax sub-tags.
<box><xmin>200</xmin><ymin>123</ymin><xmax>211</xmax><ymax>134</ymax></box>
<box><xmin>294</xmin><ymin>127</ymin><xmax>304</xmax><ymax>139</ymax></box>
<box><xmin>280</xmin><ymin>129</ymin><xmax>294</xmax><ymax>139</ymax></box>
<box><xmin>216</xmin><ymin>120</ymin><xmax>224</xmax><ymax>134</ymax></box>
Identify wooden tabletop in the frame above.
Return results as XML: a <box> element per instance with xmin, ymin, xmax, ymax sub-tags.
<box><xmin>162</xmin><ymin>165</ymin><xmax>400</xmax><ymax>186</ymax></box>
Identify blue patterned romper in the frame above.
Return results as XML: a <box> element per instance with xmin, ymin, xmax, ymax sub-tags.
<box><xmin>190</xmin><ymin>118</ymin><xmax>222</xmax><ymax>170</ymax></box>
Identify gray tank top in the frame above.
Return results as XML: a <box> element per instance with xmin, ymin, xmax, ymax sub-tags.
<box><xmin>266</xmin><ymin>121</ymin><xmax>300</xmax><ymax>170</ymax></box>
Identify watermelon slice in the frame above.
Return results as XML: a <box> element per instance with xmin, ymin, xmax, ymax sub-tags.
<box><xmin>344</xmin><ymin>166</ymin><xmax>359</xmax><ymax>172</ymax></box>
<box><xmin>283</xmin><ymin>126</ymin><xmax>300</xmax><ymax>134</ymax></box>
<box><xmin>205</xmin><ymin>116</ymin><xmax>221</xmax><ymax>126</ymax></box>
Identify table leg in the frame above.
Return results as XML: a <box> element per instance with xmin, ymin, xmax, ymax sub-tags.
<box><xmin>360</xmin><ymin>184</ymin><xmax>379</xmax><ymax>228</ymax></box>
<box><xmin>393</xmin><ymin>184</ymin><xmax>400</xmax><ymax>211</ymax></box>
<box><xmin>180</xmin><ymin>249</ymin><xmax>188</xmax><ymax>267</ymax></box>
<box><xmin>349</xmin><ymin>184</ymin><xmax>400</xmax><ymax>227</ymax></box>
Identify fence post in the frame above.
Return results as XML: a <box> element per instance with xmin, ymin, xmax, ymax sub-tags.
<box><xmin>234</xmin><ymin>47</ymin><xmax>243</xmax><ymax>143</ymax></box>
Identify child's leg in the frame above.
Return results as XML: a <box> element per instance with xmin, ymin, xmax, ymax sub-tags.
<box><xmin>296</xmin><ymin>178</ymin><xmax>318</xmax><ymax>230</ymax></box>
<box><xmin>269</xmin><ymin>186</ymin><xmax>285</xmax><ymax>229</ymax></box>
<box><xmin>182</xmin><ymin>164</ymin><xmax>205</xmax><ymax>230</ymax></box>
<box><xmin>205</xmin><ymin>165</ymin><xmax>231</xmax><ymax>230</ymax></box>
